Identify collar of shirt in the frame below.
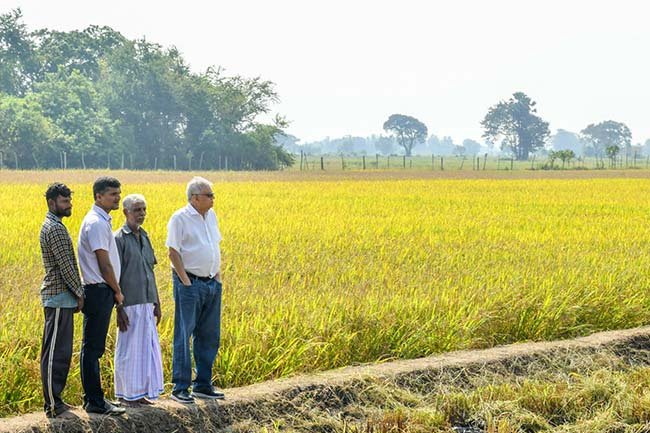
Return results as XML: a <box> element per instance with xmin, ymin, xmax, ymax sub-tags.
<box><xmin>46</xmin><ymin>211</ymin><xmax>62</xmax><ymax>224</ymax></box>
<box><xmin>120</xmin><ymin>223</ymin><xmax>149</xmax><ymax>238</ymax></box>
<box><xmin>91</xmin><ymin>204</ymin><xmax>112</xmax><ymax>223</ymax></box>
<box><xmin>184</xmin><ymin>203</ymin><xmax>202</xmax><ymax>217</ymax></box>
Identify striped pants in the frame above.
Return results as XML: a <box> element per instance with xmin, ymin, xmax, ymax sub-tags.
<box><xmin>41</xmin><ymin>307</ymin><xmax>74</xmax><ymax>417</ymax></box>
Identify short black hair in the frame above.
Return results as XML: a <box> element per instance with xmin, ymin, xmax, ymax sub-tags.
<box><xmin>45</xmin><ymin>182</ymin><xmax>72</xmax><ymax>202</ymax></box>
<box><xmin>93</xmin><ymin>176</ymin><xmax>121</xmax><ymax>198</ymax></box>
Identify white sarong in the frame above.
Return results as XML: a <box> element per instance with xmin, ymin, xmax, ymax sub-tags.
<box><xmin>114</xmin><ymin>303</ymin><xmax>164</xmax><ymax>400</ymax></box>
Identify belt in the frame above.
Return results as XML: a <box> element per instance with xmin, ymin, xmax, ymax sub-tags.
<box><xmin>185</xmin><ymin>271</ymin><xmax>212</xmax><ymax>282</ymax></box>
<box><xmin>84</xmin><ymin>282</ymin><xmax>109</xmax><ymax>289</ymax></box>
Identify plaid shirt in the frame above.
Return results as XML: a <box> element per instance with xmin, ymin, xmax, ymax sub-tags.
<box><xmin>39</xmin><ymin>211</ymin><xmax>83</xmax><ymax>303</ymax></box>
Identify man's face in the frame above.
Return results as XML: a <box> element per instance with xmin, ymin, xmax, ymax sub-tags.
<box><xmin>96</xmin><ymin>187</ymin><xmax>121</xmax><ymax>211</ymax></box>
<box><xmin>50</xmin><ymin>195</ymin><xmax>72</xmax><ymax>218</ymax></box>
<box><xmin>125</xmin><ymin>202</ymin><xmax>146</xmax><ymax>227</ymax></box>
<box><xmin>191</xmin><ymin>186</ymin><xmax>214</xmax><ymax>214</ymax></box>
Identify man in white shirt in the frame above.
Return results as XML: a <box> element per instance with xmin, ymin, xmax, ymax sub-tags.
<box><xmin>77</xmin><ymin>176</ymin><xmax>126</xmax><ymax>416</ymax></box>
<box><xmin>166</xmin><ymin>176</ymin><xmax>224</xmax><ymax>404</ymax></box>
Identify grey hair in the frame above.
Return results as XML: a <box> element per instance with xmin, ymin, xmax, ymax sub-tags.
<box><xmin>186</xmin><ymin>176</ymin><xmax>213</xmax><ymax>202</ymax></box>
<box><xmin>122</xmin><ymin>194</ymin><xmax>146</xmax><ymax>211</ymax></box>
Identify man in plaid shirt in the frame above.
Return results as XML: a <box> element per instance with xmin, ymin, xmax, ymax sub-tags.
<box><xmin>39</xmin><ymin>183</ymin><xmax>84</xmax><ymax>418</ymax></box>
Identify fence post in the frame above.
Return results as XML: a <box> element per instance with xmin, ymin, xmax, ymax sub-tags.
<box><xmin>14</xmin><ymin>152</ymin><xmax>18</xmax><ymax>170</ymax></box>
<box><xmin>362</xmin><ymin>155</ymin><xmax>366</xmax><ymax>170</ymax></box>
<box><xmin>154</xmin><ymin>157</ymin><xmax>158</xmax><ymax>170</ymax></box>
<box><xmin>432</xmin><ymin>154</ymin><xmax>435</xmax><ymax>170</ymax></box>
<box><xmin>130</xmin><ymin>153</ymin><xmax>134</xmax><ymax>169</ymax></box>
<box><xmin>225</xmin><ymin>156</ymin><xmax>228</xmax><ymax>171</ymax></box>
<box><xmin>199</xmin><ymin>152</ymin><xmax>204</xmax><ymax>170</ymax></box>
<box><xmin>376</xmin><ymin>153</ymin><xmax>379</xmax><ymax>168</ymax></box>
<box><xmin>341</xmin><ymin>155</ymin><xmax>345</xmax><ymax>170</ymax></box>
<box><xmin>483</xmin><ymin>153</ymin><xmax>488</xmax><ymax>170</ymax></box>
<box><xmin>81</xmin><ymin>151</ymin><xmax>86</xmax><ymax>169</ymax></box>
<box><xmin>440</xmin><ymin>157</ymin><xmax>444</xmax><ymax>170</ymax></box>
<box><xmin>107</xmin><ymin>152</ymin><xmax>110</xmax><ymax>169</ymax></box>
<box><xmin>173</xmin><ymin>155</ymin><xmax>177</xmax><ymax>170</ymax></box>
<box><xmin>321</xmin><ymin>156</ymin><xmax>324</xmax><ymax>170</ymax></box>
<box><xmin>510</xmin><ymin>158</ymin><xmax>514</xmax><ymax>170</ymax></box>
<box><xmin>63</xmin><ymin>151</ymin><xmax>67</xmax><ymax>170</ymax></box>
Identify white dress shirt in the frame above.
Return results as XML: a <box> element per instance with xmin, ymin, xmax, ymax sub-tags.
<box><xmin>78</xmin><ymin>204</ymin><xmax>122</xmax><ymax>285</ymax></box>
<box><xmin>166</xmin><ymin>204</ymin><xmax>222</xmax><ymax>278</ymax></box>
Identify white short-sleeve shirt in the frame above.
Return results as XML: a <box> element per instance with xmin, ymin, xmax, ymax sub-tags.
<box><xmin>166</xmin><ymin>204</ymin><xmax>222</xmax><ymax>278</ymax></box>
<box><xmin>78</xmin><ymin>204</ymin><xmax>122</xmax><ymax>285</ymax></box>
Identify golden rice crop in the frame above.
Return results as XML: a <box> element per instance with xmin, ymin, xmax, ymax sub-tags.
<box><xmin>1</xmin><ymin>171</ymin><xmax>650</xmax><ymax>416</ymax></box>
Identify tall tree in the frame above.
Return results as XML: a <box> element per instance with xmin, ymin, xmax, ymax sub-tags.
<box><xmin>34</xmin><ymin>25</ymin><xmax>126</xmax><ymax>80</ymax></box>
<box><xmin>0</xmin><ymin>9</ymin><xmax>39</xmax><ymax>96</ymax></box>
<box><xmin>382</xmin><ymin>114</ymin><xmax>427</xmax><ymax>157</ymax></box>
<box><xmin>580</xmin><ymin>120</ymin><xmax>631</xmax><ymax>157</ymax></box>
<box><xmin>551</xmin><ymin>129</ymin><xmax>582</xmax><ymax>155</ymax></box>
<box><xmin>0</xmin><ymin>95</ymin><xmax>57</xmax><ymax>168</ymax></box>
<box><xmin>33</xmin><ymin>69</ymin><xmax>117</xmax><ymax>166</ymax></box>
<box><xmin>481</xmin><ymin>92</ymin><xmax>550</xmax><ymax>160</ymax></box>
<box><xmin>462</xmin><ymin>138</ymin><xmax>482</xmax><ymax>155</ymax></box>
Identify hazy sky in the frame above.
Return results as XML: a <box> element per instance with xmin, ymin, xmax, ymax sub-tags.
<box><xmin>4</xmin><ymin>0</ymin><xmax>650</xmax><ymax>144</ymax></box>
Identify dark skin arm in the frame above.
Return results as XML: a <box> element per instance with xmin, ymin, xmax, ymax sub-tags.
<box><xmin>95</xmin><ymin>249</ymin><xmax>128</xmax><ymax>331</ymax></box>
<box><xmin>75</xmin><ymin>296</ymin><xmax>85</xmax><ymax>313</ymax></box>
<box><xmin>153</xmin><ymin>303</ymin><xmax>162</xmax><ymax>325</ymax></box>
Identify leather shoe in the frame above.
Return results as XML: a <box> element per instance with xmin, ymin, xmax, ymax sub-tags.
<box><xmin>192</xmin><ymin>386</ymin><xmax>225</xmax><ymax>400</ymax></box>
<box><xmin>85</xmin><ymin>400</ymin><xmax>126</xmax><ymax>416</ymax></box>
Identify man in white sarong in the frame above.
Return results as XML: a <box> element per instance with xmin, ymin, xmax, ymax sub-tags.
<box><xmin>113</xmin><ymin>194</ymin><xmax>163</xmax><ymax>405</ymax></box>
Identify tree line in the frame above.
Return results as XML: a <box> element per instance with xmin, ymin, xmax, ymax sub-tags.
<box><xmin>381</xmin><ymin>93</ymin><xmax>646</xmax><ymax>160</ymax></box>
<box><xmin>293</xmin><ymin>94</ymin><xmax>649</xmax><ymax>161</ymax></box>
<box><xmin>0</xmin><ymin>9</ymin><xmax>294</xmax><ymax>170</ymax></box>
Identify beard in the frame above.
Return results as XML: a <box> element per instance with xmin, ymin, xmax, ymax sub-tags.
<box><xmin>55</xmin><ymin>205</ymin><xmax>72</xmax><ymax>218</ymax></box>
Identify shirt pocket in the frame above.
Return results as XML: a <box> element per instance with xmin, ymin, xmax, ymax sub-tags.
<box><xmin>143</xmin><ymin>246</ymin><xmax>156</xmax><ymax>269</ymax></box>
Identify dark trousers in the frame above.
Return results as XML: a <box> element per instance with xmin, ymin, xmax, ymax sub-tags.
<box><xmin>80</xmin><ymin>283</ymin><xmax>114</xmax><ymax>406</ymax></box>
<box><xmin>41</xmin><ymin>307</ymin><xmax>74</xmax><ymax>417</ymax></box>
<box><xmin>172</xmin><ymin>272</ymin><xmax>222</xmax><ymax>392</ymax></box>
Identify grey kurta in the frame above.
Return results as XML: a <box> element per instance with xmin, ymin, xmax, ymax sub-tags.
<box><xmin>114</xmin><ymin>224</ymin><xmax>159</xmax><ymax>307</ymax></box>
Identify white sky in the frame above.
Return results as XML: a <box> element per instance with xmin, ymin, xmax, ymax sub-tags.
<box><xmin>3</xmin><ymin>0</ymin><xmax>650</xmax><ymax>144</ymax></box>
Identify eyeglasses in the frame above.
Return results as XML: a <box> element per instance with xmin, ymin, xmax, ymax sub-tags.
<box><xmin>193</xmin><ymin>193</ymin><xmax>215</xmax><ymax>199</ymax></box>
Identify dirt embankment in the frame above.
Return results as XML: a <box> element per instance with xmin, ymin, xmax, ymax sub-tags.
<box><xmin>3</xmin><ymin>326</ymin><xmax>650</xmax><ymax>433</ymax></box>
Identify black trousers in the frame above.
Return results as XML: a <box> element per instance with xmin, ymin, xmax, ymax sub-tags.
<box><xmin>41</xmin><ymin>307</ymin><xmax>75</xmax><ymax>417</ymax></box>
<box><xmin>80</xmin><ymin>283</ymin><xmax>114</xmax><ymax>407</ymax></box>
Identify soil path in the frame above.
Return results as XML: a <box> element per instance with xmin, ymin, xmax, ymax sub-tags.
<box><xmin>2</xmin><ymin>326</ymin><xmax>649</xmax><ymax>433</ymax></box>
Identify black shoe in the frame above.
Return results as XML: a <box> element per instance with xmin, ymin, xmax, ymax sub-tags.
<box><xmin>171</xmin><ymin>389</ymin><xmax>195</xmax><ymax>404</ymax></box>
<box><xmin>85</xmin><ymin>400</ymin><xmax>126</xmax><ymax>416</ymax></box>
<box><xmin>45</xmin><ymin>402</ymin><xmax>74</xmax><ymax>418</ymax></box>
<box><xmin>191</xmin><ymin>387</ymin><xmax>225</xmax><ymax>400</ymax></box>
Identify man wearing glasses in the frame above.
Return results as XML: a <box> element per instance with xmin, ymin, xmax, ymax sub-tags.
<box><xmin>166</xmin><ymin>176</ymin><xmax>224</xmax><ymax>404</ymax></box>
